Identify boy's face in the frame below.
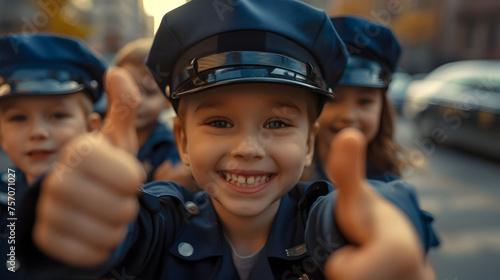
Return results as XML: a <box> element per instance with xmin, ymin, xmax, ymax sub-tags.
<box><xmin>316</xmin><ymin>86</ymin><xmax>383</xmax><ymax>165</ymax></box>
<box><xmin>175</xmin><ymin>83</ymin><xmax>316</xmax><ymax>218</ymax></box>
<box><xmin>122</xmin><ymin>64</ymin><xmax>167</xmax><ymax>131</ymax></box>
<box><xmin>0</xmin><ymin>92</ymin><xmax>99</xmax><ymax>183</ymax></box>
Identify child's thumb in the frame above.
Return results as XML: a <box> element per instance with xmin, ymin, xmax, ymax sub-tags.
<box><xmin>101</xmin><ymin>67</ymin><xmax>141</xmax><ymax>155</ymax></box>
<box><xmin>328</xmin><ymin>128</ymin><xmax>367</xmax><ymax>192</ymax></box>
<box><xmin>328</xmin><ymin>128</ymin><xmax>373</xmax><ymax>244</ymax></box>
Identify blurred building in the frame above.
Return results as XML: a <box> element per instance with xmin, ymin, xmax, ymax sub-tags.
<box><xmin>435</xmin><ymin>0</ymin><xmax>500</xmax><ymax>62</ymax></box>
<box><xmin>328</xmin><ymin>0</ymin><xmax>440</xmax><ymax>73</ymax></box>
<box><xmin>0</xmin><ymin>0</ymin><xmax>36</xmax><ymax>34</ymax></box>
<box><xmin>2</xmin><ymin>0</ymin><xmax>498</xmax><ymax>72</ymax></box>
<box><xmin>89</xmin><ymin>0</ymin><xmax>154</xmax><ymax>64</ymax></box>
<box><xmin>324</xmin><ymin>0</ymin><xmax>500</xmax><ymax>74</ymax></box>
<box><xmin>0</xmin><ymin>0</ymin><xmax>154</xmax><ymax>64</ymax></box>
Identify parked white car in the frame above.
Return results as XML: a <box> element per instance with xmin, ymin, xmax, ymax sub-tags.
<box><xmin>403</xmin><ymin>60</ymin><xmax>500</xmax><ymax>158</ymax></box>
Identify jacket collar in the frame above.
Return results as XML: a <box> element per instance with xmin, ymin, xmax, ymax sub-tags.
<box><xmin>169</xmin><ymin>188</ymin><xmax>309</xmax><ymax>261</ymax></box>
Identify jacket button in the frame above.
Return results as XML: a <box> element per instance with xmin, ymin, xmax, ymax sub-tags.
<box><xmin>178</xmin><ymin>242</ymin><xmax>194</xmax><ymax>257</ymax></box>
<box><xmin>184</xmin><ymin>201</ymin><xmax>199</xmax><ymax>215</ymax></box>
<box><xmin>5</xmin><ymin>258</ymin><xmax>21</xmax><ymax>272</ymax></box>
<box><xmin>1</xmin><ymin>172</ymin><xmax>8</xmax><ymax>183</ymax></box>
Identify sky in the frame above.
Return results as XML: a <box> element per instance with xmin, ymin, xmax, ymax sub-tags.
<box><xmin>143</xmin><ymin>0</ymin><xmax>186</xmax><ymax>33</ymax></box>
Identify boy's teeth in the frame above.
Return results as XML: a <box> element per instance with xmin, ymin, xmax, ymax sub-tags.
<box><xmin>238</xmin><ymin>176</ymin><xmax>245</xmax><ymax>184</ymax></box>
<box><xmin>223</xmin><ymin>172</ymin><xmax>270</xmax><ymax>187</ymax></box>
<box><xmin>247</xmin><ymin>176</ymin><xmax>255</xmax><ymax>184</ymax></box>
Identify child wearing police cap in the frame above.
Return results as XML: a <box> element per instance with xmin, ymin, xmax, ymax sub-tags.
<box><xmin>17</xmin><ymin>1</ymin><xmax>437</xmax><ymax>279</ymax></box>
<box><xmin>112</xmin><ymin>38</ymin><xmax>198</xmax><ymax>191</ymax></box>
<box><xmin>304</xmin><ymin>13</ymin><xmax>439</xmax><ymax>270</ymax></box>
<box><xmin>305</xmin><ymin>16</ymin><xmax>419</xmax><ymax>183</ymax></box>
<box><xmin>0</xmin><ymin>33</ymin><xmax>105</xmax><ymax>279</ymax></box>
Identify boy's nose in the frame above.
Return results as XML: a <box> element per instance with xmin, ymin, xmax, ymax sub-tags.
<box><xmin>29</xmin><ymin>122</ymin><xmax>50</xmax><ymax>140</ymax></box>
<box><xmin>231</xmin><ymin>134</ymin><xmax>265</xmax><ymax>161</ymax></box>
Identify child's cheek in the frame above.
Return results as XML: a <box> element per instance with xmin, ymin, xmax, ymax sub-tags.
<box><xmin>271</xmin><ymin>134</ymin><xmax>308</xmax><ymax>168</ymax></box>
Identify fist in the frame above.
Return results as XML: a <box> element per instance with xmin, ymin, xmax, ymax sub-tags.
<box><xmin>32</xmin><ymin>68</ymin><xmax>145</xmax><ymax>267</ymax></box>
<box><xmin>34</xmin><ymin>135</ymin><xmax>144</xmax><ymax>266</ymax></box>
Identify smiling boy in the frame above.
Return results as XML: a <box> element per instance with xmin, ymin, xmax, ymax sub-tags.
<box><xmin>0</xmin><ymin>33</ymin><xmax>105</xmax><ymax>279</ymax></box>
<box><xmin>17</xmin><ymin>1</ymin><xmax>437</xmax><ymax>279</ymax></box>
<box><xmin>0</xmin><ymin>93</ymin><xmax>100</xmax><ymax>184</ymax></box>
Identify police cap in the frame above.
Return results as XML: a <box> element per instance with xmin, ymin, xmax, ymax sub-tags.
<box><xmin>0</xmin><ymin>33</ymin><xmax>106</xmax><ymax>102</ymax></box>
<box><xmin>331</xmin><ymin>16</ymin><xmax>401</xmax><ymax>88</ymax></box>
<box><xmin>146</xmin><ymin>0</ymin><xmax>348</xmax><ymax>110</ymax></box>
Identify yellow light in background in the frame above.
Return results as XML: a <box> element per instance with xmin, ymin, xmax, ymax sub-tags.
<box><xmin>143</xmin><ymin>0</ymin><xmax>186</xmax><ymax>33</ymax></box>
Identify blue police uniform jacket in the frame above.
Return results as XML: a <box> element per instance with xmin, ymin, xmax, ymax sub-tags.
<box><xmin>17</xmin><ymin>179</ymin><xmax>439</xmax><ymax>280</ymax></box>
<box><xmin>0</xmin><ymin>169</ymin><xmax>29</xmax><ymax>279</ymax></box>
<box><xmin>137</xmin><ymin>123</ymin><xmax>181</xmax><ymax>182</ymax></box>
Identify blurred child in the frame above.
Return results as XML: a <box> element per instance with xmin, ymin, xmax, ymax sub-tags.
<box><xmin>113</xmin><ymin>38</ymin><xmax>198</xmax><ymax>191</ymax></box>
<box><xmin>304</xmin><ymin>16</ymin><xmax>415</xmax><ymax>183</ymax></box>
<box><xmin>0</xmin><ymin>33</ymin><xmax>105</xmax><ymax>279</ymax></box>
<box><xmin>18</xmin><ymin>1</ymin><xmax>437</xmax><ymax>279</ymax></box>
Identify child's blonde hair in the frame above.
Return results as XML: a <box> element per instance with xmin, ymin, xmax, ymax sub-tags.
<box><xmin>113</xmin><ymin>38</ymin><xmax>153</xmax><ymax>67</ymax></box>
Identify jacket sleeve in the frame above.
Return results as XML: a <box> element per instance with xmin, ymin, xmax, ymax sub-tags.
<box><xmin>17</xmin><ymin>179</ymin><xmax>191</xmax><ymax>280</ymax></box>
<box><xmin>304</xmin><ymin>179</ymin><xmax>440</xmax><ymax>273</ymax></box>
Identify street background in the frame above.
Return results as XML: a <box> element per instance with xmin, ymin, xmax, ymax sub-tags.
<box><xmin>395</xmin><ymin>117</ymin><xmax>500</xmax><ymax>280</ymax></box>
<box><xmin>1</xmin><ymin>0</ymin><xmax>499</xmax><ymax>279</ymax></box>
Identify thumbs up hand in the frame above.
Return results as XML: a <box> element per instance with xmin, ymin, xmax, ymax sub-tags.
<box><xmin>100</xmin><ymin>67</ymin><xmax>141</xmax><ymax>155</ymax></box>
<box><xmin>33</xmin><ymin>67</ymin><xmax>145</xmax><ymax>267</ymax></box>
<box><xmin>324</xmin><ymin>128</ymin><xmax>428</xmax><ymax>280</ymax></box>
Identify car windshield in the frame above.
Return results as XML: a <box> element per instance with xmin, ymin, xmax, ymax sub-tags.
<box><xmin>424</xmin><ymin>61</ymin><xmax>500</xmax><ymax>90</ymax></box>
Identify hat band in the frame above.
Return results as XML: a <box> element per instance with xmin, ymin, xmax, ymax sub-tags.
<box><xmin>0</xmin><ymin>68</ymin><xmax>99</xmax><ymax>100</ymax></box>
<box><xmin>172</xmin><ymin>51</ymin><xmax>328</xmax><ymax>99</ymax></box>
<box><xmin>338</xmin><ymin>56</ymin><xmax>392</xmax><ymax>88</ymax></box>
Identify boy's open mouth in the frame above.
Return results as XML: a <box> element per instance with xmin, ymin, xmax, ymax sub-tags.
<box><xmin>27</xmin><ymin>150</ymin><xmax>54</xmax><ymax>160</ymax></box>
<box><xmin>219</xmin><ymin>171</ymin><xmax>274</xmax><ymax>188</ymax></box>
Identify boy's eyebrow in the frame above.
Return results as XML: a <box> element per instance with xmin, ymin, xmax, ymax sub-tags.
<box><xmin>194</xmin><ymin>100</ymin><xmax>302</xmax><ymax>114</ymax></box>
<box><xmin>271</xmin><ymin>101</ymin><xmax>302</xmax><ymax>114</ymax></box>
<box><xmin>356</xmin><ymin>88</ymin><xmax>379</xmax><ymax>95</ymax></box>
<box><xmin>194</xmin><ymin>101</ymin><xmax>223</xmax><ymax>113</ymax></box>
<box><xmin>0</xmin><ymin>103</ymin><xmax>15</xmax><ymax>112</ymax></box>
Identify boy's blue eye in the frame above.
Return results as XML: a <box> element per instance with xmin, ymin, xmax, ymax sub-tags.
<box><xmin>51</xmin><ymin>112</ymin><xmax>68</xmax><ymax>119</ymax></box>
<box><xmin>8</xmin><ymin>115</ymin><xmax>26</xmax><ymax>122</ymax></box>
<box><xmin>358</xmin><ymin>98</ymin><xmax>374</xmax><ymax>105</ymax></box>
<box><xmin>265</xmin><ymin>120</ymin><xmax>289</xmax><ymax>129</ymax></box>
<box><xmin>209</xmin><ymin>119</ymin><xmax>232</xmax><ymax>128</ymax></box>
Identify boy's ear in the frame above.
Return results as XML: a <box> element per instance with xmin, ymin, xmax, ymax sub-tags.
<box><xmin>86</xmin><ymin>112</ymin><xmax>102</xmax><ymax>132</ymax></box>
<box><xmin>173</xmin><ymin>118</ymin><xmax>190</xmax><ymax>166</ymax></box>
<box><xmin>304</xmin><ymin>121</ymin><xmax>319</xmax><ymax>167</ymax></box>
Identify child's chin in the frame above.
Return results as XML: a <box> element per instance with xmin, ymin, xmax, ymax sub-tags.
<box><xmin>24</xmin><ymin>168</ymin><xmax>45</xmax><ymax>181</ymax></box>
<box><xmin>224</xmin><ymin>200</ymin><xmax>272</xmax><ymax>217</ymax></box>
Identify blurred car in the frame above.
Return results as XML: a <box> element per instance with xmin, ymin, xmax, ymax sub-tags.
<box><xmin>403</xmin><ymin>60</ymin><xmax>500</xmax><ymax>158</ymax></box>
<box><xmin>387</xmin><ymin>69</ymin><xmax>413</xmax><ymax>114</ymax></box>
